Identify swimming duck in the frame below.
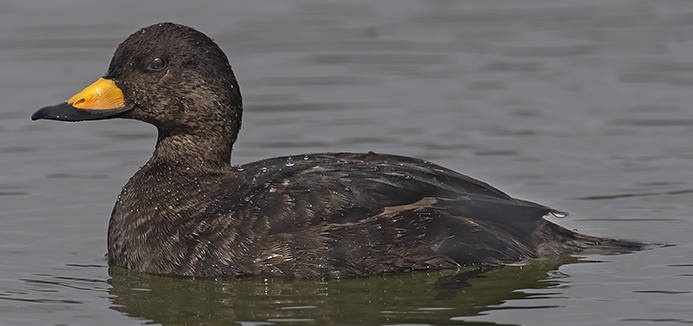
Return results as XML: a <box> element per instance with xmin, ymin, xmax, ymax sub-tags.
<box><xmin>32</xmin><ymin>23</ymin><xmax>643</xmax><ymax>278</ymax></box>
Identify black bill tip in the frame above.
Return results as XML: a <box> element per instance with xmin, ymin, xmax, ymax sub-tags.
<box><xmin>32</xmin><ymin>103</ymin><xmax>135</xmax><ymax>122</ymax></box>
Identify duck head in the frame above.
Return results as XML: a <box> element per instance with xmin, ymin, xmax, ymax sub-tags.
<box><xmin>33</xmin><ymin>23</ymin><xmax>243</xmax><ymax>162</ymax></box>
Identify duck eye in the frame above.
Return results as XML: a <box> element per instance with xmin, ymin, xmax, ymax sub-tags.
<box><xmin>147</xmin><ymin>57</ymin><xmax>166</xmax><ymax>71</ymax></box>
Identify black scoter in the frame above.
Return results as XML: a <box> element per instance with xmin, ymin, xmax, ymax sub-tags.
<box><xmin>32</xmin><ymin>23</ymin><xmax>644</xmax><ymax>278</ymax></box>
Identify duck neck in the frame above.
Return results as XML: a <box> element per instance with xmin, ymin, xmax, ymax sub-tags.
<box><xmin>151</xmin><ymin>130</ymin><xmax>234</xmax><ymax>170</ymax></box>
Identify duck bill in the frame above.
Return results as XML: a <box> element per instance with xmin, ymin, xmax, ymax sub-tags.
<box><xmin>32</xmin><ymin>78</ymin><xmax>134</xmax><ymax>121</ymax></box>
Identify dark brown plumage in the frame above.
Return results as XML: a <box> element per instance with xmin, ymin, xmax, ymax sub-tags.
<box><xmin>32</xmin><ymin>23</ymin><xmax>645</xmax><ymax>278</ymax></box>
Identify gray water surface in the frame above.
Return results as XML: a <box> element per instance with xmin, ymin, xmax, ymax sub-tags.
<box><xmin>1</xmin><ymin>1</ymin><xmax>692</xmax><ymax>325</ymax></box>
